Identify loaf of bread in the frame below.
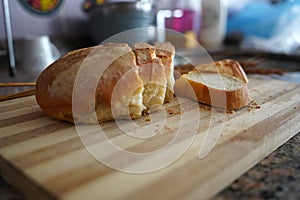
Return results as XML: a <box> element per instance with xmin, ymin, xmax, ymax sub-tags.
<box><xmin>36</xmin><ymin>43</ymin><xmax>146</xmax><ymax>124</ymax></box>
<box><xmin>36</xmin><ymin>42</ymin><xmax>175</xmax><ymax>124</ymax></box>
<box><xmin>174</xmin><ymin>59</ymin><xmax>252</xmax><ymax>110</ymax></box>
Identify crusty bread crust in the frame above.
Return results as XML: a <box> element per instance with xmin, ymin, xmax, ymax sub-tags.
<box><xmin>35</xmin><ymin>47</ymin><xmax>95</xmax><ymax>123</ymax></box>
<box><xmin>174</xmin><ymin>59</ymin><xmax>252</xmax><ymax>110</ymax></box>
<box><xmin>36</xmin><ymin>43</ymin><xmax>144</xmax><ymax>124</ymax></box>
<box><xmin>36</xmin><ymin>42</ymin><xmax>176</xmax><ymax>124</ymax></box>
<box><xmin>132</xmin><ymin>42</ymin><xmax>156</xmax><ymax>65</ymax></box>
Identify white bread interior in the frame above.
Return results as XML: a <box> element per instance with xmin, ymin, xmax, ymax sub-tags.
<box><xmin>186</xmin><ymin>72</ymin><xmax>244</xmax><ymax>91</ymax></box>
<box><xmin>174</xmin><ymin>59</ymin><xmax>252</xmax><ymax>110</ymax></box>
<box><xmin>133</xmin><ymin>43</ymin><xmax>167</xmax><ymax>111</ymax></box>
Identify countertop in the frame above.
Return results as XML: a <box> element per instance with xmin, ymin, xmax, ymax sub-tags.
<box><xmin>214</xmin><ymin>133</ymin><xmax>300</xmax><ymax>200</ymax></box>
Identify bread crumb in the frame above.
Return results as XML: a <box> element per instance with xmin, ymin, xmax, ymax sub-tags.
<box><xmin>167</xmin><ymin>109</ymin><xmax>174</xmax><ymax>114</ymax></box>
<box><xmin>247</xmin><ymin>100</ymin><xmax>261</xmax><ymax>111</ymax></box>
<box><xmin>164</xmin><ymin>126</ymin><xmax>172</xmax><ymax>131</ymax></box>
<box><xmin>250</xmin><ymin>88</ymin><xmax>260</xmax><ymax>94</ymax></box>
<box><xmin>167</xmin><ymin>108</ymin><xmax>181</xmax><ymax>115</ymax></box>
<box><xmin>226</xmin><ymin>109</ymin><xmax>235</xmax><ymax>114</ymax></box>
<box><xmin>145</xmin><ymin>115</ymin><xmax>151</xmax><ymax>121</ymax></box>
<box><xmin>199</xmin><ymin>104</ymin><xmax>212</xmax><ymax>111</ymax></box>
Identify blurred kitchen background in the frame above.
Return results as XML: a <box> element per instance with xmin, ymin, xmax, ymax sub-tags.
<box><xmin>1</xmin><ymin>0</ymin><xmax>300</xmax><ymax>82</ymax></box>
<box><xmin>1</xmin><ymin>1</ymin><xmax>300</xmax><ymax>199</ymax></box>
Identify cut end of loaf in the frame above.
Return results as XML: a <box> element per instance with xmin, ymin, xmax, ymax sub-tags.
<box><xmin>174</xmin><ymin>60</ymin><xmax>253</xmax><ymax>110</ymax></box>
<box><xmin>133</xmin><ymin>42</ymin><xmax>175</xmax><ymax>111</ymax></box>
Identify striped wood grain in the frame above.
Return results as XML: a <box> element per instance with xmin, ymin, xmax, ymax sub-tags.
<box><xmin>0</xmin><ymin>77</ymin><xmax>299</xmax><ymax>200</ymax></box>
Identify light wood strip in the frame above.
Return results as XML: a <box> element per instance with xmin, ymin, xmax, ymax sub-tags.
<box><xmin>0</xmin><ymin>98</ymin><xmax>37</xmax><ymax>113</ymax></box>
<box><xmin>0</xmin><ymin>95</ymin><xmax>36</xmax><ymax>110</ymax></box>
<box><xmin>0</xmin><ymin>118</ymin><xmax>56</xmax><ymax>139</ymax></box>
<box><xmin>0</xmin><ymin>104</ymin><xmax>40</xmax><ymax>121</ymax></box>
<box><xmin>0</xmin><ymin>126</ymin><xmax>74</xmax><ymax>157</ymax></box>
<box><xmin>26</xmin><ymin>148</ymin><xmax>108</xmax><ymax>191</ymax></box>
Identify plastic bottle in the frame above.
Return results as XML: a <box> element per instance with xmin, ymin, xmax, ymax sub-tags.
<box><xmin>201</xmin><ymin>0</ymin><xmax>227</xmax><ymax>49</ymax></box>
<box><xmin>156</xmin><ymin>0</ymin><xmax>202</xmax><ymax>48</ymax></box>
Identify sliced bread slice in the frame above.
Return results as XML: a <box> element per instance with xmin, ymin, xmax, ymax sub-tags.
<box><xmin>174</xmin><ymin>59</ymin><xmax>252</xmax><ymax>110</ymax></box>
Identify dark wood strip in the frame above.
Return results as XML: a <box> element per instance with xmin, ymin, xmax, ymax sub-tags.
<box><xmin>0</xmin><ymin>111</ymin><xmax>45</xmax><ymax>128</ymax></box>
<box><xmin>11</xmin><ymin>129</ymin><xmax>103</xmax><ymax>169</ymax></box>
<box><xmin>0</xmin><ymin>99</ymin><xmax>36</xmax><ymax>113</ymax></box>
<box><xmin>0</xmin><ymin>122</ymin><xmax>71</xmax><ymax>148</ymax></box>
<box><xmin>45</xmin><ymin>160</ymin><xmax>112</xmax><ymax>195</ymax></box>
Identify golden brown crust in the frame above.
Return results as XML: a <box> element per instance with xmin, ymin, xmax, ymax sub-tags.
<box><xmin>132</xmin><ymin>42</ymin><xmax>156</xmax><ymax>65</ymax></box>
<box><xmin>35</xmin><ymin>47</ymin><xmax>95</xmax><ymax>123</ymax></box>
<box><xmin>36</xmin><ymin>43</ymin><xmax>144</xmax><ymax>124</ymax></box>
<box><xmin>186</xmin><ymin>77</ymin><xmax>251</xmax><ymax>109</ymax></box>
<box><xmin>36</xmin><ymin>42</ymin><xmax>176</xmax><ymax>124</ymax></box>
<box><xmin>174</xmin><ymin>60</ymin><xmax>252</xmax><ymax>110</ymax></box>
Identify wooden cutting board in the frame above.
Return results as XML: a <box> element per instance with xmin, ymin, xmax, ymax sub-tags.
<box><xmin>0</xmin><ymin>77</ymin><xmax>299</xmax><ymax>200</ymax></box>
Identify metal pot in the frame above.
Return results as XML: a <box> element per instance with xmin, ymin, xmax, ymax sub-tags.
<box><xmin>87</xmin><ymin>0</ymin><xmax>156</xmax><ymax>44</ymax></box>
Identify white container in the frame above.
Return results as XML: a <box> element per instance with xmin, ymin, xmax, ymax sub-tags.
<box><xmin>200</xmin><ymin>0</ymin><xmax>227</xmax><ymax>49</ymax></box>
